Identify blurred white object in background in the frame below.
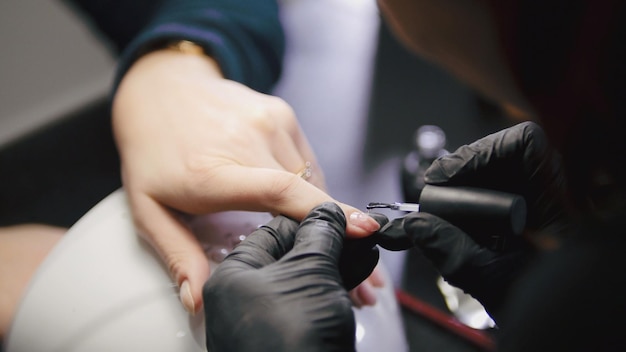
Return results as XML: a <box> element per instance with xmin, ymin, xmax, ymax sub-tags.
<box><xmin>437</xmin><ymin>276</ymin><xmax>496</xmax><ymax>330</ymax></box>
<box><xmin>5</xmin><ymin>189</ymin><xmax>407</xmax><ymax>351</ymax></box>
<box><xmin>5</xmin><ymin>190</ymin><xmax>205</xmax><ymax>352</ymax></box>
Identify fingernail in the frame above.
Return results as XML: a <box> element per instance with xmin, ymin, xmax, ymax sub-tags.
<box><xmin>179</xmin><ymin>280</ymin><xmax>196</xmax><ymax>314</ymax></box>
<box><xmin>349</xmin><ymin>211</ymin><xmax>380</xmax><ymax>232</ymax></box>
<box><xmin>349</xmin><ymin>289</ymin><xmax>364</xmax><ymax>309</ymax></box>
<box><xmin>368</xmin><ymin>267</ymin><xmax>386</xmax><ymax>288</ymax></box>
<box><xmin>358</xmin><ymin>281</ymin><xmax>378</xmax><ymax>306</ymax></box>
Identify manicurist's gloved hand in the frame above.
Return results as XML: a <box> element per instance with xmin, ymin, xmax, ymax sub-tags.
<box><xmin>377</xmin><ymin>121</ymin><xmax>572</xmax><ymax>323</ymax></box>
<box><xmin>203</xmin><ymin>202</ymin><xmax>379</xmax><ymax>352</ymax></box>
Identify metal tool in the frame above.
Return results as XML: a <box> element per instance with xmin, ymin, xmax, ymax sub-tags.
<box><xmin>368</xmin><ymin>185</ymin><xmax>527</xmax><ymax>247</ymax></box>
<box><xmin>367</xmin><ymin>202</ymin><xmax>421</xmax><ymax>212</ymax></box>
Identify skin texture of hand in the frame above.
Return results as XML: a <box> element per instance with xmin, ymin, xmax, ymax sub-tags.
<box><xmin>375</xmin><ymin>122</ymin><xmax>572</xmax><ymax>323</ymax></box>
<box><xmin>112</xmin><ymin>50</ymin><xmax>380</xmax><ymax>314</ymax></box>
<box><xmin>0</xmin><ymin>224</ymin><xmax>65</xmax><ymax>339</ymax></box>
<box><xmin>204</xmin><ymin>202</ymin><xmax>368</xmax><ymax>352</ymax></box>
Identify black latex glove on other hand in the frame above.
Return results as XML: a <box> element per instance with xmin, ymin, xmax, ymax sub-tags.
<box><xmin>376</xmin><ymin>121</ymin><xmax>571</xmax><ymax>323</ymax></box>
<box><xmin>203</xmin><ymin>202</ymin><xmax>382</xmax><ymax>352</ymax></box>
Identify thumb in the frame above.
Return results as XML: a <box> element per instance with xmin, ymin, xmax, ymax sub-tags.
<box><xmin>279</xmin><ymin>202</ymin><xmax>347</xmax><ymax>269</ymax></box>
<box><xmin>401</xmin><ymin>212</ymin><xmax>485</xmax><ymax>277</ymax></box>
<box><xmin>338</xmin><ymin>212</ymin><xmax>389</xmax><ymax>290</ymax></box>
<box><xmin>128</xmin><ymin>192</ymin><xmax>210</xmax><ymax>315</ymax></box>
<box><xmin>403</xmin><ymin>212</ymin><xmax>526</xmax><ymax>322</ymax></box>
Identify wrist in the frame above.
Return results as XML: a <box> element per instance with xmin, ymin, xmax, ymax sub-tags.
<box><xmin>112</xmin><ymin>40</ymin><xmax>224</xmax><ymax>129</ymax></box>
<box><xmin>128</xmin><ymin>39</ymin><xmax>224</xmax><ymax>81</ymax></box>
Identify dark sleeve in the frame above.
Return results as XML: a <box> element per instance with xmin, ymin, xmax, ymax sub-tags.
<box><xmin>114</xmin><ymin>0</ymin><xmax>285</xmax><ymax>93</ymax></box>
<box><xmin>61</xmin><ymin>0</ymin><xmax>164</xmax><ymax>54</ymax></box>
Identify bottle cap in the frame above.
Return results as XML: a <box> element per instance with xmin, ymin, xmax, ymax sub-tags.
<box><xmin>414</xmin><ymin>125</ymin><xmax>446</xmax><ymax>159</ymax></box>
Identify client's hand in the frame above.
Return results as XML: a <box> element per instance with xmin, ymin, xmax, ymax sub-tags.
<box><xmin>204</xmin><ymin>202</ymin><xmax>371</xmax><ymax>352</ymax></box>
<box><xmin>112</xmin><ymin>50</ymin><xmax>380</xmax><ymax>314</ymax></box>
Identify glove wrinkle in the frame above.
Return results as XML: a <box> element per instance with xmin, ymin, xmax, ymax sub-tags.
<box><xmin>374</xmin><ymin>217</ymin><xmax>413</xmax><ymax>251</ymax></box>
<box><xmin>204</xmin><ymin>203</ymin><xmax>358</xmax><ymax>352</ymax></box>
<box><xmin>401</xmin><ymin>209</ymin><xmax>529</xmax><ymax>323</ymax></box>
<box><xmin>337</xmin><ymin>209</ymin><xmax>388</xmax><ymax>291</ymax></box>
<box><xmin>302</xmin><ymin>202</ymin><xmax>347</xmax><ymax>228</ymax></box>
<box><xmin>225</xmin><ymin>215</ymin><xmax>299</xmax><ymax>269</ymax></box>
<box><xmin>380</xmin><ymin>122</ymin><xmax>574</xmax><ymax>328</ymax></box>
<box><xmin>403</xmin><ymin>213</ymin><xmax>481</xmax><ymax>276</ymax></box>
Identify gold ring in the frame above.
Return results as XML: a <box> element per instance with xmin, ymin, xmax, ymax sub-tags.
<box><xmin>295</xmin><ymin>161</ymin><xmax>312</xmax><ymax>180</ymax></box>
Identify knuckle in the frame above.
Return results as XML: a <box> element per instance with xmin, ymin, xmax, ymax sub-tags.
<box><xmin>181</xmin><ymin>159</ymin><xmax>223</xmax><ymax>199</ymax></box>
<box><xmin>264</xmin><ymin>172</ymin><xmax>302</xmax><ymax>208</ymax></box>
<box><xmin>247</xmin><ymin>105</ymin><xmax>279</xmax><ymax>136</ymax></box>
<box><xmin>266</xmin><ymin>95</ymin><xmax>293</xmax><ymax>114</ymax></box>
<box><xmin>266</xmin><ymin>96</ymin><xmax>299</xmax><ymax>133</ymax></box>
<box><xmin>184</xmin><ymin>154</ymin><xmax>216</xmax><ymax>178</ymax></box>
<box><xmin>522</xmin><ymin>120</ymin><xmax>547</xmax><ymax>144</ymax></box>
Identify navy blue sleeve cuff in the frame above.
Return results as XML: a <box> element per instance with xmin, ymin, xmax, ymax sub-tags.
<box><xmin>113</xmin><ymin>0</ymin><xmax>284</xmax><ymax>95</ymax></box>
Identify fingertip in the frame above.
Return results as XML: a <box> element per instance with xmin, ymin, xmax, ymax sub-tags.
<box><xmin>367</xmin><ymin>266</ymin><xmax>386</xmax><ymax>288</ymax></box>
<box><xmin>402</xmin><ymin>211</ymin><xmax>434</xmax><ymax>233</ymax></box>
<box><xmin>346</xmin><ymin>210</ymin><xmax>380</xmax><ymax>237</ymax></box>
<box><xmin>179</xmin><ymin>280</ymin><xmax>197</xmax><ymax>314</ymax></box>
<box><xmin>353</xmin><ymin>281</ymin><xmax>378</xmax><ymax>307</ymax></box>
<box><xmin>177</xmin><ymin>251</ymin><xmax>211</xmax><ymax>315</ymax></box>
<box><xmin>367</xmin><ymin>212</ymin><xmax>390</xmax><ymax>228</ymax></box>
<box><xmin>177</xmin><ymin>261</ymin><xmax>210</xmax><ymax>315</ymax></box>
<box><xmin>129</xmin><ymin>194</ymin><xmax>210</xmax><ymax>315</ymax></box>
<box><xmin>349</xmin><ymin>288</ymin><xmax>364</xmax><ymax>309</ymax></box>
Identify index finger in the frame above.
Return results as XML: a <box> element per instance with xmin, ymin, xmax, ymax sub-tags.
<box><xmin>180</xmin><ymin>166</ymin><xmax>381</xmax><ymax>238</ymax></box>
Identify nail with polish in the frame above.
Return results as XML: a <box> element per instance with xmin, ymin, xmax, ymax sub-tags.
<box><xmin>179</xmin><ymin>280</ymin><xmax>196</xmax><ymax>314</ymax></box>
<box><xmin>349</xmin><ymin>211</ymin><xmax>381</xmax><ymax>232</ymax></box>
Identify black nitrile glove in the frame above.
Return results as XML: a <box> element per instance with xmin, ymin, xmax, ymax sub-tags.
<box><xmin>339</xmin><ymin>212</ymin><xmax>388</xmax><ymax>290</ymax></box>
<box><xmin>377</xmin><ymin>121</ymin><xmax>571</xmax><ymax>323</ymax></box>
<box><xmin>395</xmin><ymin>212</ymin><xmax>527</xmax><ymax>323</ymax></box>
<box><xmin>425</xmin><ymin>121</ymin><xmax>570</xmax><ymax>237</ymax></box>
<box><xmin>203</xmin><ymin>202</ymin><xmax>377</xmax><ymax>352</ymax></box>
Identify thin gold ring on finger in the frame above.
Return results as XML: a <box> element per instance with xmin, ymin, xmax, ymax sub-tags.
<box><xmin>295</xmin><ymin>161</ymin><xmax>312</xmax><ymax>180</ymax></box>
